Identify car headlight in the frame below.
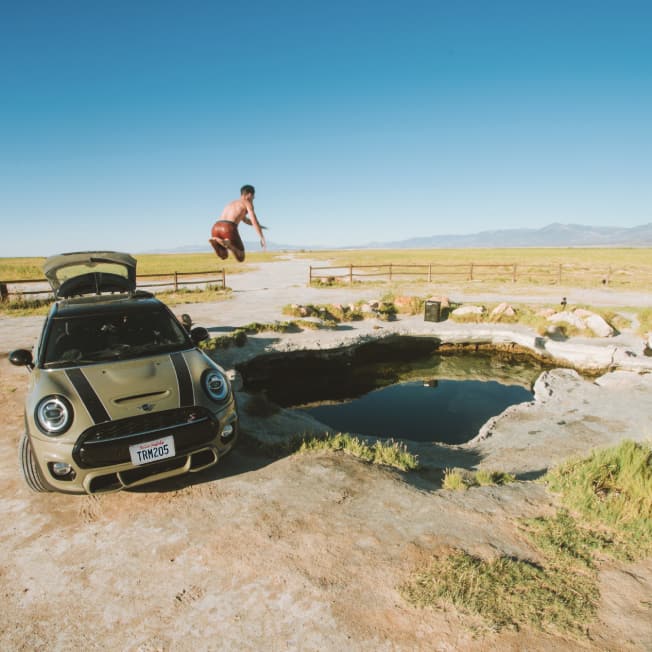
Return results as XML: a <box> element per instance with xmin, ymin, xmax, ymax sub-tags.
<box><xmin>35</xmin><ymin>395</ymin><xmax>74</xmax><ymax>436</ymax></box>
<box><xmin>202</xmin><ymin>368</ymin><xmax>230</xmax><ymax>402</ymax></box>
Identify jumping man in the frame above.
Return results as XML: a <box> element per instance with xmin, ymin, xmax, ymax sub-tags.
<box><xmin>209</xmin><ymin>184</ymin><xmax>266</xmax><ymax>262</ymax></box>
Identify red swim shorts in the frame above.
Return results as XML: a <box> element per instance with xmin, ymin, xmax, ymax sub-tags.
<box><xmin>210</xmin><ymin>220</ymin><xmax>245</xmax><ymax>261</ymax></box>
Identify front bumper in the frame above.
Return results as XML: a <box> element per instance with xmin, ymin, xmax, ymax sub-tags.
<box><xmin>29</xmin><ymin>403</ymin><xmax>238</xmax><ymax>494</ymax></box>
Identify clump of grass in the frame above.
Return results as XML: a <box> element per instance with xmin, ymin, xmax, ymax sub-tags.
<box><xmin>522</xmin><ymin>509</ymin><xmax>620</xmax><ymax>568</ymax></box>
<box><xmin>600</xmin><ymin>310</ymin><xmax>629</xmax><ymax>333</ymax></box>
<box><xmin>474</xmin><ymin>469</ymin><xmax>516</xmax><ymax>486</ymax></box>
<box><xmin>543</xmin><ymin>440</ymin><xmax>652</xmax><ymax>557</ymax></box>
<box><xmin>200</xmin><ymin>328</ymin><xmax>248</xmax><ymax>351</ymax></box>
<box><xmin>310</xmin><ymin>276</ymin><xmax>346</xmax><ymax>288</ymax></box>
<box><xmin>0</xmin><ymin>296</ymin><xmax>53</xmax><ymax>317</ymax></box>
<box><xmin>638</xmin><ymin>307</ymin><xmax>652</xmax><ymax>336</ymax></box>
<box><xmin>375</xmin><ymin>301</ymin><xmax>397</xmax><ymax>321</ymax></box>
<box><xmin>242</xmin><ymin>320</ymin><xmax>298</xmax><ymax>334</ymax></box>
<box><xmin>299</xmin><ymin>433</ymin><xmax>418</xmax><ymax>471</ymax></box>
<box><xmin>401</xmin><ymin>549</ymin><xmax>598</xmax><ymax>634</ymax></box>
<box><xmin>443</xmin><ymin>468</ymin><xmax>516</xmax><ymax>490</ymax></box>
<box><xmin>442</xmin><ymin>468</ymin><xmax>475</xmax><ymax>490</ymax></box>
<box><xmin>293</xmin><ymin>318</ymin><xmax>335</xmax><ymax>330</ymax></box>
<box><xmin>283</xmin><ymin>302</ymin><xmax>363</xmax><ymax>324</ymax></box>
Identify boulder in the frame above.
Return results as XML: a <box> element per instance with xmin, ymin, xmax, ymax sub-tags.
<box><xmin>452</xmin><ymin>305</ymin><xmax>485</xmax><ymax>317</ymax></box>
<box><xmin>547</xmin><ymin>311</ymin><xmax>587</xmax><ymax>330</ymax></box>
<box><xmin>490</xmin><ymin>302</ymin><xmax>516</xmax><ymax>320</ymax></box>
<box><xmin>585</xmin><ymin>314</ymin><xmax>615</xmax><ymax>338</ymax></box>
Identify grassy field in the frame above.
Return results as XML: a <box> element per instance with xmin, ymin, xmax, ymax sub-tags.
<box><xmin>300</xmin><ymin>248</ymin><xmax>652</xmax><ymax>290</ymax></box>
<box><xmin>3</xmin><ymin>248</ymin><xmax>652</xmax><ymax>280</ymax></box>
<box><xmin>294</xmin><ymin>247</ymin><xmax>652</xmax><ymax>267</ymax></box>
<box><xmin>0</xmin><ymin>251</ymin><xmax>283</xmax><ymax>281</ymax></box>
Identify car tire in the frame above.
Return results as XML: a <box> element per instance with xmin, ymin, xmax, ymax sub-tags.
<box><xmin>19</xmin><ymin>433</ymin><xmax>52</xmax><ymax>493</ymax></box>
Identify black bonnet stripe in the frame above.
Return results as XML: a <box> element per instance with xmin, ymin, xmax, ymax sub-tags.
<box><xmin>65</xmin><ymin>368</ymin><xmax>110</xmax><ymax>424</ymax></box>
<box><xmin>170</xmin><ymin>352</ymin><xmax>194</xmax><ymax>407</ymax></box>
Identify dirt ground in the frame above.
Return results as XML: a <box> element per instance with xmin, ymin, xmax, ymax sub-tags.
<box><xmin>1</xmin><ymin>258</ymin><xmax>651</xmax><ymax>651</ymax></box>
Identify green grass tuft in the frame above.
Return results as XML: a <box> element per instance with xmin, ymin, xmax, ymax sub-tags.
<box><xmin>522</xmin><ymin>509</ymin><xmax>618</xmax><ymax>568</ymax></box>
<box><xmin>443</xmin><ymin>468</ymin><xmax>516</xmax><ymax>490</ymax></box>
<box><xmin>299</xmin><ymin>433</ymin><xmax>418</xmax><ymax>471</ymax></box>
<box><xmin>543</xmin><ymin>439</ymin><xmax>652</xmax><ymax>557</ymax></box>
<box><xmin>402</xmin><ymin>549</ymin><xmax>598</xmax><ymax>633</ymax></box>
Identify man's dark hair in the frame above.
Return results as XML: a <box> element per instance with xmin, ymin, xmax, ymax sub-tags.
<box><xmin>240</xmin><ymin>184</ymin><xmax>255</xmax><ymax>196</ymax></box>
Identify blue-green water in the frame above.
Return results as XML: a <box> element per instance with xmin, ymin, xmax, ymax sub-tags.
<box><xmin>302</xmin><ymin>379</ymin><xmax>532</xmax><ymax>444</ymax></box>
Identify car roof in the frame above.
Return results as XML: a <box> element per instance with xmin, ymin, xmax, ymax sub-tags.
<box><xmin>44</xmin><ymin>251</ymin><xmax>137</xmax><ymax>298</ymax></box>
<box><xmin>51</xmin><ymin>292</ymin><xmax>163</xmax><ymax>318</ymax></box>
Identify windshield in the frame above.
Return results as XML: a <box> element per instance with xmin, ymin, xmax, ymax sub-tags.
<box><xmin>42</xmin><ymin>306</ymin><xmax>191</xmax><ymax>367</ymax></box>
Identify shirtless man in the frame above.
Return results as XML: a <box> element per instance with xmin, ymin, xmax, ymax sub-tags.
<box><xmin>209</xmin><ymin>184</ymin><xmax>266</xmax><ymax>262</ymax></box>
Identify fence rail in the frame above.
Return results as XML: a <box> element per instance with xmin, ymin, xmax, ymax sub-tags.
<box><xmin>0</xmin><ymin>269</ymin><xmax>226</xmax><ymax>302</ymax></box>
<box><xmin>309</xmin><ymin>262</ymin><xmax>652</xmax><ymax>288</ymax></box>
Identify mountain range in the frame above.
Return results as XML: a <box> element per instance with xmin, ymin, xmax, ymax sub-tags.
<box><xmin>156</xmin><ymin>222</ymin><xmax>652</xmax><ymax>253</ymax></box>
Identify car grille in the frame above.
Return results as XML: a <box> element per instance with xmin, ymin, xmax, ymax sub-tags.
<box><xmin>73</xmin><ymin>406</ymin><xmax>218</xmax><ymax>468</ymax></box>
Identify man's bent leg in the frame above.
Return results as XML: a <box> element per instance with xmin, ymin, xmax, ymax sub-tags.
<box><xmin>209</xmin><ymin>238</ymin><xmax>229</xmax><ymax>260</ymax></box>
<box><xmin>223</xmin><ymin>239</ymin><xmax>245</xmax><ymax>262</ymax></box>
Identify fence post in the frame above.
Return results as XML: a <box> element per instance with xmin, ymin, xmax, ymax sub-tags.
<box><xmin>512</xmin><ymin>263</ymin><xmax>517</xmax><ymax>283</ymax></box>
<box><xmin>174</xmin><ymin>272</ymin><xmax>178</xmax><ymax>292</ymax></box>
<box><xmin>309</xmin><ymin>265</ymin><xmax>313</xmax><ymax>285</ymax></box>
<box><xmin>0</xmin><ymin>283</ymin><xmax>7</xmax><ymax>302</ymax></box>
<box><xmin>222</xmin><ymin>268</ymin><xmax>226</xmax><ymax>289</ymax></box>
<box><xmin>469</xmin><ymin>263</ymin><xmax>474</xmax><ymax>281</ymax></box>
<box><xmin>428</xmin><ymin>263</ymin><xmax>432</xmax><ymax>283</ymax></box>
<box><xmin>349</xmin><ymin>264</ymin><xmax>353</xmax><ymax>284</ymax></box>
<box><xmin>606</xmin><ymin>266</ymin><xmax>611</xmax><ymax>286</ymax></box>
<box><xmin>389</xmin><ymin>263</ymin><xmax>392</xmax><ymax>281</ymax></box>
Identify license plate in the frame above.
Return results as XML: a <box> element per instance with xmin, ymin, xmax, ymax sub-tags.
<box><xmin>129</xmin><ymin>435</ymin><xmax>175</xmax><ymax>466</ymax></box>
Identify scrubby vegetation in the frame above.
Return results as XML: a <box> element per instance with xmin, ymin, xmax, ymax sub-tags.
<box><xmin>442</xmin><ymin>467</ymin><xmax>516</xmax><ymax>490</ymax></box>
<box><xmin>299</xmin><ymin>433</ymin><xmax>418</xmax><ymax>471</ymax></box>
<box><xmin>200</xmin><ymin>320</ymin><xmax>303</xmax><ymax>351</ymax></box>
<box><xmin>403</xmin><ymin>440</ymin><xmax>652</xmax><ymax>635</ymax></box>
<box><xmin>543</xmin><ymin>439</ymin><xmax>652</xmax><ymax>558</ymax></box>
<box><xmin>638</xmin><ymin>307</ymin><xmax>652</xmax><ymax>337</ymax></box>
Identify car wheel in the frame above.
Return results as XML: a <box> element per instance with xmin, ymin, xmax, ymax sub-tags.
<box><xmin>19</xmin><ymin>433</ymin><xmax>52</xmax><ymax>492</ymax></box>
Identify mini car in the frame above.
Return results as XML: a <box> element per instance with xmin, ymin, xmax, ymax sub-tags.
<box><xmin>9</xmin><ymin>251</ymin><xmax>238</xmax><ymax>494</ymax></box>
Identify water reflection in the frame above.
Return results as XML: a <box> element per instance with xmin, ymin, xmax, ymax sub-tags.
<box><xmin>303</xmin><ymin>378</ymin><xmax>532</xmax><ymax>444</ymax></box>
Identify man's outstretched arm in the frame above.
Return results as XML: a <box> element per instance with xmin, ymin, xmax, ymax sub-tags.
<box><xmin>243</xmin><ymin>200</ymin><xmax>266</xmax><ymax>249</ymax></box>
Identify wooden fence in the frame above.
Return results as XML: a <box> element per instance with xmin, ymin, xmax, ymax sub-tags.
<box><xmin>0</xmin><ymin>269</ymin><xmax>226</xmax><ymax>302</ymax></box>
<box><xmin>308</xmin><ymin>262</ymin><xmax>651</xmax><ymax>288</ymax></box>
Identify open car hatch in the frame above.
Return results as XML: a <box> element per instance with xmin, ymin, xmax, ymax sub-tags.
<box><xmin>43</xmin><ymin>251</ymin><xmax>137</xmax><ymax>298</ymax></box>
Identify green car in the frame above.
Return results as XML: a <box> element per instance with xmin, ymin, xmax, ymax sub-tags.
<box><xmin>9</xmin><ymin>251</ymin><xmax>238</xmax><ymax>494</ymax></box>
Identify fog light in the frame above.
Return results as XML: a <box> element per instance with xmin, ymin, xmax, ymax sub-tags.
<box><xmin>52</xmin><ymin>462</ymin><xmax>73</xmax><ymax>477</ymax></box>
<box><xmin>221</xmin><ymin>424</ymin><xmax>234</xmax><ymax>439</ymax></box>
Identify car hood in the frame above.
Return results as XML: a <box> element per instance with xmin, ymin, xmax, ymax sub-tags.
<box><xmin>43</xmin><ymin>251</ymin><xmax>137</xmax><ymax>298</ymax></box>
<box><xmin>28</xmin><ymin>349</ymin><xmax>226</xmax><ymax>440</ymax></box>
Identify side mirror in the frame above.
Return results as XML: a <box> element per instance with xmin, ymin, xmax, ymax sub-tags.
<box><xmin>180</xmin><ymin>314</ymin><xmax>193</xmax><ymax>331</ymax></box>
<box><xmin>190</xmin><ymin>326</ymin><xmax>209</xmax><ymax>344</ymax></box>
<box><xmin>9</xmin><ymin>349</ymin><xmax>34</xmax><ymax>368</ymax></box>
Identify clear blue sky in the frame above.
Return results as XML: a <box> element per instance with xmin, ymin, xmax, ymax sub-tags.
<box><xmin>1</xmin><ymin>1</ymin><xmax>651</xmax><ymax>256</ymax></box>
